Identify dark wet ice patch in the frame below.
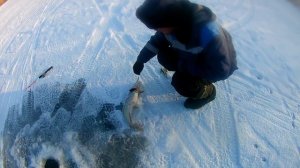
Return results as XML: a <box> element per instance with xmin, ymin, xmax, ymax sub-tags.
<box><xmin>51</xmin><ymin>78</ymin><xmax>86</xmax><ymax>117</ymax></box>
<box><xmin>97</xmin><ymin>133</ymin><xmax>148</xmax><ymax>168</ymax></box>
<box><xmin>2</xmin><ymin>78</ymin><xmax>148</xmax><ymax>168</ymax></box>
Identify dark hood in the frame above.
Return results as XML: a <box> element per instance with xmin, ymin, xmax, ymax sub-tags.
<box><xmin>136</xmin><ymin>0</ymin><xmax>199</xmax><ymax>29</ymax></box>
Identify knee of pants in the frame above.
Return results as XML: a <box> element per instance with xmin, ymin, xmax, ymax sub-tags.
<box><xmin>171</xmin><ymin>72</ymin><xmax>200</xmax><ymax>98</ymax></box>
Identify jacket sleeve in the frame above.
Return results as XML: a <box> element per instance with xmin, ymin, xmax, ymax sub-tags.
<box><xmin>136</xmin><ymin>32</ymin><xmax>170</xmax><ymax>63</ymax></box>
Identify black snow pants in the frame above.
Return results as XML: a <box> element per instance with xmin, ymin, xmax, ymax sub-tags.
<box><xmin>157</xmin><ymin>48</ymin><xmax>212</xmax><ymax>98</ymax></box>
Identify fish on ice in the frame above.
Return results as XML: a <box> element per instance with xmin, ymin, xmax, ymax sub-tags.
<box><xmin>122</xmin><ymin>80</ymin><xmax>144</xmax><ymax>131</ymax></box>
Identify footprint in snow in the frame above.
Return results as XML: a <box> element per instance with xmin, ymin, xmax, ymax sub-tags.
<box><xmin>262</xmin><ymin>157</ymin><xmax>267</xmax><ymax>162</ymax></box>
<box><xmin>292</xmin><ymin>122</ymin><xmax>295</xmax><ymax>128</ymax></box>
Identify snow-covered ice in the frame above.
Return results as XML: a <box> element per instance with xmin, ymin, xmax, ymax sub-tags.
<box><xmin>0</xmin><ymin>0</ymin><xmax>300</xmax><ymax>167</ymax></box>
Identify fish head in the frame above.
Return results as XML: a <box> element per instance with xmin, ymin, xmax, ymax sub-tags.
<box><xmin>129</xmin><ymin>81</ymin><xmax>143</xmax><ymax>94</ymax></box>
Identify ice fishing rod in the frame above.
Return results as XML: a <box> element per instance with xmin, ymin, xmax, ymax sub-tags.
<box><xmin>26</xmin><ymin>66</ymin><xmax>54</xmax><ymax>90</ymax></box>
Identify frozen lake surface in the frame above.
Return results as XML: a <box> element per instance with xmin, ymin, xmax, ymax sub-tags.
<box><xmin>0</xmin><ymin>0</ymin><xmax>300</xmax><ymax>167</ymax></box>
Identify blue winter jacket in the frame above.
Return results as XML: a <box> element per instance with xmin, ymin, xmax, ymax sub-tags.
<box><xmin>136</xmin><ymin>5</ymin><xmax>237</xmax><ymax>82</ymax></box>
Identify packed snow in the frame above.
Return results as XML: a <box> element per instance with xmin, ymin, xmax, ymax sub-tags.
<box><xmin>0</xmin><ymin>0</ymin><xmax>300</xmax><ymax>167</ymax></box>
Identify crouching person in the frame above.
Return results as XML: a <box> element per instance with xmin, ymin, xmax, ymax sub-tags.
<box><xmin>133</xmin><ymin>0</ymin><xmax>237</xmax><ymax>109</ymax></box>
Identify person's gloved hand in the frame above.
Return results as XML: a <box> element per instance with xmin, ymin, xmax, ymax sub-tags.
<box><xmin>133</xmin><ymin>61</ymin><xmax>144</xmax><ymax>75</ymax></box>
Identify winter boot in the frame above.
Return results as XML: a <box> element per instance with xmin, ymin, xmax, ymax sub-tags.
<box><xmin>184</xmin><ymin>84</ymin><xmax>216</xmax><ymax>109</ymax></box>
